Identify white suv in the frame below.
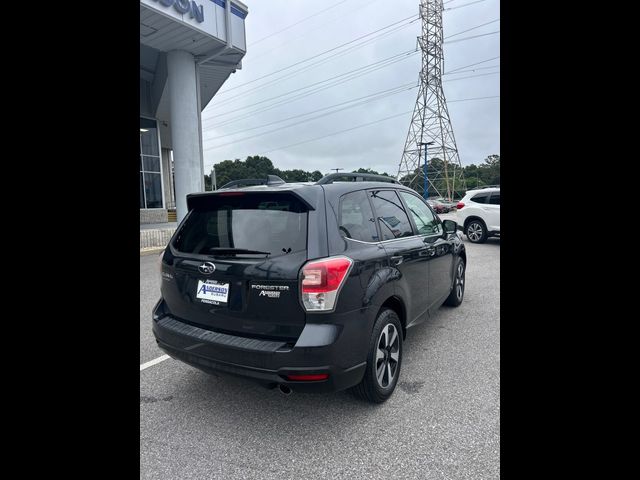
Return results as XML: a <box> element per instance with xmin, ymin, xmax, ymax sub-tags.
<box><xmin>455</xmin><ymin>187</ymin><xmax>500</xmax><ymax>243</ymax></box>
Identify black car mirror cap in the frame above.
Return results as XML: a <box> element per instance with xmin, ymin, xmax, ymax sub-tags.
<box><xmin>442</xmin><ymin>219</ymin><xmax>457</xmax><ymax>234</ymax></box>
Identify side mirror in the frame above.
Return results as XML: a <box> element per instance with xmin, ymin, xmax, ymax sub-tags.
<box><xmin>442</xmin><ymin>219</ymin><xmax>457</xmax><ymax>235</ymax></box>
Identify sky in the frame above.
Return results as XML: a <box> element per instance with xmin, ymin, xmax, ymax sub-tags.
<box><xmin>201</xmin><ymin>0</ymin><xmax>499</xmax><ymax>176</ymax></box>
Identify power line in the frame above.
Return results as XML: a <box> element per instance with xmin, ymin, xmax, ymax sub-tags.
<box><xmin>446</xmin><ymin>30</ymin><xmax>500</xmax><ymax>44</ymax></box>
<box><xmin>446</xmin><ymin>56</ymin><xmax>500</xmax><ymax>74</ymax></box>
<box><xmin>207</xmin><ymin>13</ymin><xmax>419</xmax><ymax>99</ymax></box>
<box><xmin>204</xmin><ymin>82</ymin><xmax>417</xmax><ymax>141</ymax></box>
<box><xmin>246</xmin><ymin>0</ymin><xmax>387</xmax><ymax>63</ymax></box>
<box><xmin>203</xmin><ymin>85</ymin><xmax>418</xmax><ymax>150</ymax></box>
<box><xmin>445</xmin><ymin>0</ymin><xmax>486</xmax><ymax>11</ymax></box>
<box><xmin>204</xmin><ymin>18</ymin><xmax>497</xmax><ymax>123</ymax></box>
<box><xmin>448</xmin><ymin>95</ymin><xmax>499</xmax><ymax>103</ymax></box>
<box><xmin>443</xmin><ymin>71</ymin><xmax>499</xmax><ymax>82</ymax></box>
<box><xmin>248</xmin><ymin>0</ymin><xmax>352</xmax><ymax>46</ymax></box>
<box><xmin>444</xmin><ymin>65</ymin><xmax>499</xmax><ymax>75</ymax></box>
<box><xmin>444</xmin><ymin>19</ymin><xmax>499</xmax><ymax>39</ymax></box>
<box><xmin>255</xmin><ymin>110</ymin><xmax>414</xmax><ymax>157</ymax></box>
<box><xmin>204</xmin><ymin>96</ymin><xmax>499</xmax><ymax>167</ymax></box>
<box><xmin>204</xmin><ymin>17</ymin><xmax>498</xmax><ymax>126</ymax></box>
<box><xmin>206</xmin><ymin>18</ymin><xmax>419</xmax><ymax>111</ymax></box>
<box><xmin>204</xmin><ymin>49</ymin><xmax>419</xmax><ymax>128</ymax></box>
<box><xmin>205</xmin><ymin>55</ymin><xmax>499</xmax><ymax>131</ymax></box>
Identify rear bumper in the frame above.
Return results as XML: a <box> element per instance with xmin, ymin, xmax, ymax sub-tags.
<box><xmin>152</xmin><ymin>300</ymin><xmax>368</xmax><ymax>393</ymax></box>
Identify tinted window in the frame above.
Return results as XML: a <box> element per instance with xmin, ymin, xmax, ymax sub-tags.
<box><xmin>400</xmin><ymin>192</ymin><xmax>441</xmax><ymax>236</ymax></box>
<box><xmin>471</xmin><ymin>193</ymin><xmax>490</xmax><ymax>204</ymax></box>
<box><xmin>143</xmin><ymin>172</ymin><xmax>163</xmax><ymax>208</ymax></box>
<box><xmin>339</xmin><ymin>190</ymin><xmax>379</xmax><ymax>242</ymax></box>
<box><xmin>489</xmin><ymin>193</ymin><xmax>500</xmax><ymax>205</ymax></box>
<box><xmin>369</xmin><ymin>190</ymin><xmax>414</xmax><ymax>240</ymax></box>
<box><xmin>174</xmin><ymin>194</ymin><xmax>307</xmax><ymax>257</ymax></box>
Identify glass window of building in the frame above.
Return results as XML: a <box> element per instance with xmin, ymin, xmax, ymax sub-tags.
<box><xmin>140</xmin><ymin>117</ymin><xmax>163</xmax><ymax>209</ymax></box>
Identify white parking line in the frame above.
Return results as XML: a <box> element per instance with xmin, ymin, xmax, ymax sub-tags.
<box><xmin>140</xmin><ymin>355</ymin><xmax>170</xmax><ymax>371</ymax></box>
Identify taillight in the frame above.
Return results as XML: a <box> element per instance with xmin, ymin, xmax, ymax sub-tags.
<box><xmin>301</xmin><ymin>256</ymin><xmax>353</xmax><ymax>312</ymax></box>
<box><xmin>456</xmin><ymin>202</ymin><xmax>465</xmax><ymax>209</ymax></box>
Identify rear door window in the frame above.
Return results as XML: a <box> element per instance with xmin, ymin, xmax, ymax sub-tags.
<box><xmin>173</xmin><ymin>194</ymin><xmax>308</xmax><ymax>257</ymax></box>
<box><xmin>339</xmin><ymin>190</ymin><xmax>380</xmax><ymax>242</ymax></box>
<box><xmin>368</xmin><ymin>190</ymin><xmax>414</xmax><ymax>240</ymax></box>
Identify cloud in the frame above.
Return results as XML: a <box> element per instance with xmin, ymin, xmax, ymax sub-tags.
<box><xmin>202</xmin><ymin>0</ymin><xmax>499</xmax><ymax>175</ymax></box>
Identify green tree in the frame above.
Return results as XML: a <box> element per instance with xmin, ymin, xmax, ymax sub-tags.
<box><xmin>352</xmin><ymin>168</ymin><xmax>391</xmax><ymax>177</ymax></box>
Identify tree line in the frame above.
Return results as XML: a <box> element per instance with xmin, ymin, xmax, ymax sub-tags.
<box><xmin>205</xmin><ymin>154</ymin><xmax>499</xmax><ymax>198</ymax></box>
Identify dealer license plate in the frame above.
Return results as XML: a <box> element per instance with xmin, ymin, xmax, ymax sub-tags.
<box><xmin>196</xmin><ymin>279</ymin><xmax>229</xmax><ymax>305</ymax></box>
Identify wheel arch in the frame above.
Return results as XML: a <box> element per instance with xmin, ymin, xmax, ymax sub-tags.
<box><xmin>463</xmin><ymin>215</ymin><xmax>487</xmax><ymax>230</ymax></box>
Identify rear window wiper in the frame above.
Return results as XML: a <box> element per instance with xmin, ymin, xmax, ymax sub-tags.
<box><xmin>207</xmin><ymin>248</ymin><xmax>271</xmax><ymax>256</ymax></box>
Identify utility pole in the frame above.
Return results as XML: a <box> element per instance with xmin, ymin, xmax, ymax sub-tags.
<box><xmin>211</xmin><ymin>166</ymin><xmax>217</xmax><ymax>191</ymax></box>
<box><xmin>420</xmin><ymin>141</ymin><xmax>434</xmax><ymax>199</ymax></box>
<box><xmin>331</xmin><ymin>168</ymin><xmax>343</xmax><ymax>173</ymax></box>
<box><xmin>397</xmin><ymin>0</ymin><xmax>466</xmax><ymax>201</ymax></box>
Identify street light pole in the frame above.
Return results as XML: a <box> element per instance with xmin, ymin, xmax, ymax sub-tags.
<box><xmin>419</xmin><ymin>141</ymin><xmax>434</xmax><ymax>199</ymax></box>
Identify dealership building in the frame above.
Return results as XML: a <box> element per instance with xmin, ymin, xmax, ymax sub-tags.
<box><xmin>140</xmin><ymin>0</ymin><xmax>248</xmax><ymax>224</ymax></box>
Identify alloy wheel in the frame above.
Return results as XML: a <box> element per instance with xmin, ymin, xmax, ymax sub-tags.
<box><xmin>375</xmin><ymin>324</ymin><xmax>400</xmax><ymax>388</ymax></box>
<box><xmin>455</xmin><ymin>261</ymin><xmax>465</xmax><ymax>300</ymax></box>
<box><xmin>467</xmin><ymin>222</ymin><xmax>483</xmax><ymax>242</ymax></box>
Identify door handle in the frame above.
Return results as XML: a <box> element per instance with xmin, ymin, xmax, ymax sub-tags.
<box><xmin>390</xmin><ymin>255</ymin><xmax>403</xmax><ymax>266</ymax></box>
<box><xmin>419</xmin><ymin>246</ymin><xmax>435</xmax><ymax>257</ymax></box>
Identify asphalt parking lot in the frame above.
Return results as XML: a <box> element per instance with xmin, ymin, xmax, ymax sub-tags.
<box><xmin>140</xmin><ymin>231</ymin><xmax>500</xmax><ymax>479</ymax></box>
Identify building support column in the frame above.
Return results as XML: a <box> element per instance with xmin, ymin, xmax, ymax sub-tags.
<box><xmin>167</xmin><ymin>50</ymin><xmax>202</xmax><ymax>223</ymax></box>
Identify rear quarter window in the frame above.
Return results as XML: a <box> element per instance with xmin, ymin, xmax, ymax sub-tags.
<box><xmin>338</xmin><ymin>190</ymin><xmax>379</xmax><ymax>242</ymax></box>
<box><xmin>471</xmin><ymin>193</ymin><xmax>490</xmax><ymax>204</ymax></box>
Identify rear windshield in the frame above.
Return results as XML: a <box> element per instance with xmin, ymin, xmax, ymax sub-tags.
<box><xmin>173</xmin><ymin>194</ymin><xmax>308</xmax><ymax>257</ymax></box>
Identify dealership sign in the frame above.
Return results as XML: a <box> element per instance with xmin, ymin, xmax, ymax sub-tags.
<box><xmin>141</xmin><ymin>0</ymin><xmax>245</xmax><ymax>49</ymax></box>
<box><xmin>152</xmin><ymin>0</ymin><xmax>204</xmax><ymax>22</ymax></box>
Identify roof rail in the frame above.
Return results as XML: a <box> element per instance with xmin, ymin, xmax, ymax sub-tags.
<box><xmin>219</xmin><ymin>175</ymin><xmax>286</xmax><ymax>189</ymax></box>
<box><xmin>469</xmin><ymin>184</ymin><xmax>500</xmax><ymax>189</ymax></box>
<box><xmin>316</xmin><ymin>172</ymin><xmax>400</xmax><ymax>185</ymax></box>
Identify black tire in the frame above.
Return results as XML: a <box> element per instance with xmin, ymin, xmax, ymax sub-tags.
<box><xmin>351</xmin><ymin>309</ymin><xmax>403</xmax><ymax>403</ymax></box>
<box><xmin>465</xmin><ymin>219</ymin><xmax>488</xmax><ymax>243</ymax></box>
<box><xmin>444</xmin><ymin>256</ymin><xmax>465</xmax><ymax>306</ymax></box>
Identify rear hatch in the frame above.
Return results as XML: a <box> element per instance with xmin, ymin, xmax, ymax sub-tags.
<box><xmin>161</xmin><ymin>191</ymin><xmax>310</xmax><ymax>341</ymax></box>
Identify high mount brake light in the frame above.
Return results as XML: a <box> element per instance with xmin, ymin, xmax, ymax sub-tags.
<box><xmin>301</xmin><ymin>256</ymin><xmax>353</xmax><ymax>312</ymax></box>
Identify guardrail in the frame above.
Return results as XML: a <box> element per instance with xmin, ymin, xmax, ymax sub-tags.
<box><xmin>140</xmin><ymin>227</ymin><xmax>176</xmax><ymax>250</ymax></box>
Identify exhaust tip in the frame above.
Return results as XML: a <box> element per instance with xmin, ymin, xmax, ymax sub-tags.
<box><xmin>278</xmin><ymin>384</ymin><xmax>292</xmax><ymax>395</ymax></box>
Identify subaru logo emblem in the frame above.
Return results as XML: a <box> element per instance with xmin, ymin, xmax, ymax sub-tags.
<box><xmin>198</xmin><ymin>262</ymin><xmax>216</xmax><ymax>275</ymax></box>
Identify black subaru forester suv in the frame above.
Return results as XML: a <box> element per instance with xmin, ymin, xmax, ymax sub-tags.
<box><xmin>153</xmin><ymin>173</ymin><xmax>466</xmax><ymax>403</ymax></box>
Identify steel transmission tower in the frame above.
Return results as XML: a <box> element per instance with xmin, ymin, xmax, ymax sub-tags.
<box><xmin>397</xmin><ymin>0</ymin><xmax>466</xmax><ymax>200</ymax></box>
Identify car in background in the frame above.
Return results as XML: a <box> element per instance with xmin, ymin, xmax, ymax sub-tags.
<box><xmin>455</xmin><ymin>187</ymin><xmax>500</xmax><ymax>243</ymax></box>
<box><xmin>427</xmin><ymin>199</ymin><xmax>449</xmax><ymax>214</ymax></box>
<box><xmin>433</xmin><ymin>197</ymin><xmax>457</xmax><ymax>211</ymax></box>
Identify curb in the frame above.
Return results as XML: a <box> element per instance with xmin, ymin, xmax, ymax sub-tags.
<box><xmin>140</xmin><ymin>247</ymin><xmax>165</xmax><ymax>256</ymax></box>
